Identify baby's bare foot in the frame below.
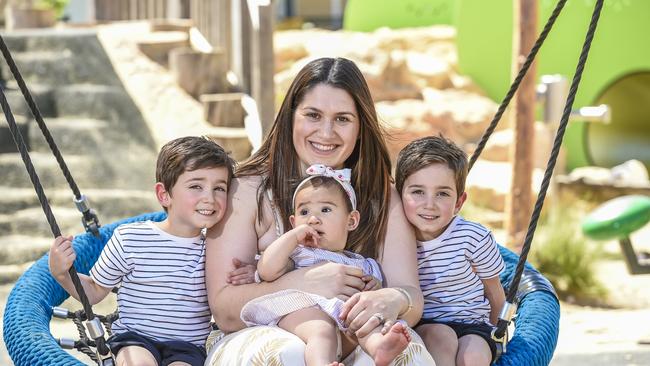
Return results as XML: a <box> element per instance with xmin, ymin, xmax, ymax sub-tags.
<box><xmin>373</xmin><ymin>322</ymin><xmax>411</xmax><ymax>366</ymax></box>
<box><xmin>326</xmin><ymin>362</ymin><xmax>344</xmax><ymax>366</ymax></box>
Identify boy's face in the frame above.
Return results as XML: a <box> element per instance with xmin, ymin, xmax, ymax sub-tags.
<box><xmin>156</xmin><ymin>166</ymin><xmax>229</xmax><ymax>237</ymax></box>
<box><xmin>401</xmin><ymin>163</ymin><xmax>466</xmax><ymax>241</ymax></box>
<box><xmin>290</xmin><ymin>185</ymin><xmax>359</xmax><ymax>252</ymax></box>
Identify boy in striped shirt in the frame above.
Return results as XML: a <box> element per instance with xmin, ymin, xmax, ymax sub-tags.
<box><xmin>396</xmin><ymin>135</ymin><xmax>506</xmax><ymax>366</ymax></box>
<box><xmin>49</xmin><ymin>136</ymin><xmax>234</xmax><ymax>366</ymax></box>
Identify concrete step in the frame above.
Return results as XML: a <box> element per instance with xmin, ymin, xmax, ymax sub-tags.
<box><xmin>2</xmin><ymin>85</ymin><xmax>56</xmax><ymax>118</ymax></box>
<box><xmin>1</xmin><ymin>28</ymin><xmax>100</xmax><ymax>53</ymax></box>
<box><xmin>52</xmin><ymin>85</ymin><xmax>156</xmax><ymax>147</ymax></box>
<box><xmin>0</xmin><ymin>261</ymin><xmax>33</xmax><ymax>285</ymax></box>
<box><xmin>0</xmin><ymin>206</ymin><xmax>86</xmax><ymax>238</ymax></box>
<box><xmin>0</xmin><ymin>115</ymin><xmax>31</xmax><ymax>154</ymax></box>
<box><xmin>28</xmin><ymin>118</ymin><xmax>110</xmax><ymax>155</ymax></box>
<box><xmin>0</xmin><ymin>201</ymin><xmax>160</xmax><ymax>239</ymax></box>
<box><xmin>1</xmin><ymin>29</ymin><xmax>121</xmax><ymax>86</ymax></box>
<box><xmin>1</xmin><ymin>49</ymin><xmax>119</xmax><ymax>87</ymax></box>
<box><xmin>0</xmin><ymin>186</ymin><xmax>159</xmax><ymax>218</ymax></box>
<box><xmin>0</xmin><ymin>235</ymin><xmax>51</xmax><ymax>266</ymax></box>
<box><xmin>0</xmin><ymin>152</ymin><xmax>113</xmax><ymax>189</ymax></box>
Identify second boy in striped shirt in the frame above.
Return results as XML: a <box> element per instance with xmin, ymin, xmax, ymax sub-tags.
<box><xmin>396</xmin><ymin>135</ymin><xmax>506</xmax><ymax>366</ymax></box>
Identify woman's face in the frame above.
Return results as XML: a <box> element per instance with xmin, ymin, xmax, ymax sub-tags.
<box><xmin>292</xmin><ymin>84</ymin><xmax>360</xmax><ymax>169</ymax></box>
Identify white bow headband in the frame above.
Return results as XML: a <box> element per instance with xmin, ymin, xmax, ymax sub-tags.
<box><xmin>292</xmin><ymin>164</ymin><xmax>357</xmax><ymax>211</ymax></box>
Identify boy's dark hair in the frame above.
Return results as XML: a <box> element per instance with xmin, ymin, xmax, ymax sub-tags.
<box><xmin>156</xmin><ymin>136</ymin><xmax>235</xmax><ymax>195</ymax></box>
<box><xmin>395</xmin><ymin>135</ymin><xmax>468</xmax><ymax>195</ymax></box>
<box><xmin>293</xmin><ymin>176</ymin><xmax>354</xmax><ymax>213</ymax></box>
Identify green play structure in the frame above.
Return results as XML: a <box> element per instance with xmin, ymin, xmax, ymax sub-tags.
<box><xmin>344</xmin><ymin>0</ymin><xmax>650</xmax><ymax>171</ymax></box>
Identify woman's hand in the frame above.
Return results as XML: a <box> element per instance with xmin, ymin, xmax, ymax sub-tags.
<box><xmin>294</xmin><ymin>262</ymin><xmax>366</xmax><ymax>300</ymax></box>
<box><xmin>339</xmin><ymin>288</ymin><xmax>404</xmax><ymax>338</ymax></box>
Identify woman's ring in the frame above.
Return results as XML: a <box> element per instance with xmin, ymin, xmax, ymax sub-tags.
<box><xmin>372</xmin><ymin>313</ymin><xmax>385</xmax><ymax>324</ymax></box>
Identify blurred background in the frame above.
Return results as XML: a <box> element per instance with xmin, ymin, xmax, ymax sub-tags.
<box><xmin>0</xmin><ymin>0</ymin><xmax>649</xmax><ymax>365</ymax></box>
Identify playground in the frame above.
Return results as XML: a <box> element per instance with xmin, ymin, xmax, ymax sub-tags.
<box><xmin>1</xmin><ymin>0</ymin><xmax>650</xmax><ymax>365</ymax></box>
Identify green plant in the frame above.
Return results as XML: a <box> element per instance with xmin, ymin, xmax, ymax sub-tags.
<box><xmin>529</xmin><ymin>204</ymin><xmax>607</xmax><ymax>304</ymax></box>
<box><xmin>35</xmin><ymin>0</ymin><xmax>68</xmax><ymax>17</ymax></box>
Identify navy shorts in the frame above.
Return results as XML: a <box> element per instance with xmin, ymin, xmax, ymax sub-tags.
<box><xmin>107</xmin><ymin>331</ymin><xmax>206</xmax><ymax>366</ymax></box>
<box><xmin>417</xmin><ymin>319</ymin><xmax>497</xmax><ymax>361</ymax></box>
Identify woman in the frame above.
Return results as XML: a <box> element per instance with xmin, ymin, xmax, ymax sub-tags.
<box><xmin>205</xmin><ymin>57</ymin><xmax>434</xmax><ymax>365</ymax></box>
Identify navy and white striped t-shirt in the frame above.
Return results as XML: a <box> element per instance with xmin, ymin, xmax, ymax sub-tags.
<box><xmin>417</xmin><ymin>215</ymin><xmax>504</xmax><ymax>325</ymax></box>
<box><xmin>90</xmin><ymin>221</ymin><xmax>211</xmax><ymax>346</ymax></box>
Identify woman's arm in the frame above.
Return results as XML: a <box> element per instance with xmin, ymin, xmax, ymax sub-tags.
<box><xmin>206</xmin><ymin>177</ymin><xmax>366</xmax><ymax>333</ymax></box>
<box><xmin>341</xmin><ymin>187</ymin><xmax>424</xmax><ymax>337</ymax></box>
<box><xmin>482</xmin><ymin>276</ymin><xmax>506</xmax><ymax>325</ymax></box>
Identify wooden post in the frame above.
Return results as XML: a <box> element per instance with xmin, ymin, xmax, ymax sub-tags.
<box><xmin>505</xmin><ymin>0</ymin><xmax>537</xmax><ymax>253</ymax></box>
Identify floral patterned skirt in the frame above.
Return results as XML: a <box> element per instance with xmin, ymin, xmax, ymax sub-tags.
<box><xmin>204</xmin><ymin>325</ymin><xmax>435</xmax><ymax>365</ymax></box>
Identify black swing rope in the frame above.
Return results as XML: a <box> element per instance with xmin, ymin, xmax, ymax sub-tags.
<box><xmin>0</xmin><ymin>35</ymin><xmax>100</xmax><ymax>236</ymax></box>
<box><xmin>467</xmin><ymin>0</ymin><xmax>604</xmax><ymax>341</ymax></box>
<box><xmin>0</xmin><ymin>39</ymin><xmax>113</xmax><ymax>363</ymax></box>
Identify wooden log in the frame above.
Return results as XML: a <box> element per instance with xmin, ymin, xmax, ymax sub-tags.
<box><xmin>201</xmin><ymin>93</ymin><xmax>245</xmax><ymax>128</ymax></box>
<box><xmin>169</xmin><ymin>47</ymin><xmax>227</xmax><ymax>98</ymax></box>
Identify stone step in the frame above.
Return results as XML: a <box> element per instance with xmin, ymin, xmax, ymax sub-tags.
<box><xmin>1</xmin><ymin>28</ymin><xmax>100</xmax><ymax>53</ymax></box>
<box><xmin>0</xmin><ymin>152</ymin><xmax>116</xmax><ymax>189</ymax></box>
<box><xmin>466</xmin><ymin>160</ymin><xmax>545</xmax><ymax>212</ymax></box>
<box><xmin>0</xmin><ymin>115</ymin><xmax>31</xmax><ymax>154</ymax></box>
<box><xmin>0</xmin><ymin>206</ymin><xmax>87</xmax><ymax>238</ymax></box>
<box><xmin>136</xmin><ymin>31</ymin><xmax>190</xmax><ymax>66</ymax></box>
<box><xmin>0</xmin><ymin>235</ymin><xmax>51</xmax><ymax>266</ymax></box>
<box><xmin>52</xmin><ymin>85</ymin><xmax>156</xmax><ymax>147</ymax></box>
<box><xmin>0</xmin><ymin>186</ymin><xmax>159</xmax><ymax>218</ymax></box>
<box><xmin>2</xmin><ymin>49</ymin><xmax>119</xmax><ymax>87</ymax></box>
<box><xmin>2</xmin><ymin>85</ymin><xmax>56</xmax><ymax>118</ymax></box>
<box><xmin>0</xmin><ymin>261</ymin><xmax>33</xmax><ymax>285</ymax></box>
<box><xmin>28</xmin><ymin>118</ymin><xmax>110</xmax><ymax>155</ymax></box>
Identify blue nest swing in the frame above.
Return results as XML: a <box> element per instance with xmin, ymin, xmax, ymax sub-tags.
<box><xmin>3</xmin><ymin>0</ymin><xmax>605</xmax><ymax>364</ymax></box>
<box><xmin>3</xmin><ymin>212</ymin><xmax>560</xmax><ymax>365</ymax></box>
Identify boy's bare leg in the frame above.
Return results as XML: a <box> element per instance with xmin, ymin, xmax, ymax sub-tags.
<box><xmin>357</xmin><ymin>321</ymin><xmax>411</xmax><ymax>366</ymax></box>
<box><xmin>456</xmin><ymin>334</ymin><xmax>491</xmax><ymax>366</ymax></box>
<box><xmin>115</xmin><ymin>346</ymin><xmax>157</xmax><ymax>366</ymax></box>
<box><xmin>416</xmin><ymin>323</ymin><xmax>458</xmax><ymax>366</ymax></box>
<box><xmin>279</xmin><ymin>306</ymin><xmax>341</xmax><ymax>366</ymax></box>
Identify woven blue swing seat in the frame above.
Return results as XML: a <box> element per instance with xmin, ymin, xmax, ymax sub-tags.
<box><xmin>3</xmin><ymin>212</ymin><xmax>560</xmax><ymax>366</ymax></box>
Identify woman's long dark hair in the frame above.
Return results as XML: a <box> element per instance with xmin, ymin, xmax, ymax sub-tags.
<box><xmin>237</xmin><ymin>57</ymin><xmax>392</xmax><ymax>259</ymax></box>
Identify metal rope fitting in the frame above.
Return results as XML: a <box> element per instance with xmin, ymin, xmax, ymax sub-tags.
<box><xmin>73</xmin><ymin>194</ymin><xmax>91</xmax><ymax>212</ymax></box>
<box><xmin>85</xmin><ymin>318</ymin><xmax>105</xmax><ymax>339</ymax></box>
<box><xmin>498</xmin><ymin>301</ymin><xmax>518</xmax><ymax>325</ymax></box>
<box><xmin>58</xmin><ymin>337</ymin><xmax>75</xmax><ymax>349</ymax></box>
<box><xmin>52</xmin><ymin>306</ymin><xmax>71</xmax><ymax>319</ymax></box>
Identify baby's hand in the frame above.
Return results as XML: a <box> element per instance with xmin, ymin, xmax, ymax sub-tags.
<box><xmin>293</xmin><ymin>224</ymin><xmax>320</xmax><ymax>248</ymax></box>
<box><xmin>362</xmin><ymin>275</ymin><xmax>382</xmax><ymax>291</ymax></box>
<box><xmin>227</xmin><ymin>258</ymin><xmax>257</xmax><ymax>285</ymax></box>
<box><xmin>49</xmin><ymin>235</ymin><xmax>75</xmax><ymax>280</ymax></box>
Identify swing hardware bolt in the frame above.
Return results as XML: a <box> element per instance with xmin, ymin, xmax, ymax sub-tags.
<box><xmin>73</xmin><ymin>194</ymin><xmax>91</xmax><ymax>212</ymax></box>
<box><xmin>498</xmin><ymin>302</ymin><xmax>518</xmax><ymax>323</ymax></box>
<box><xmin>52</xmin><ymin>306</ymin><xmax>71</xmax><ymax>319</ymax></box>
<box><xmin>58</xmin><ymin>337</ymin><xmax>75</xmax><ymax>349</ymax></box>
<box><xmin>85</xmin><ymin>318</ymin><xmax>105</xmax><ymax>339</ymax></box>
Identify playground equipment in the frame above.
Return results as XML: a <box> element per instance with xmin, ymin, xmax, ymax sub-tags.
<box><xmin>582</xmin><ymin>195</ymin><xmax>650</xmax><ymax>275</ymax></box>
<box><xmin>345</xmin><ymin>0</ymin><xmax>650</xmax><ymax>172</ymax></box>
